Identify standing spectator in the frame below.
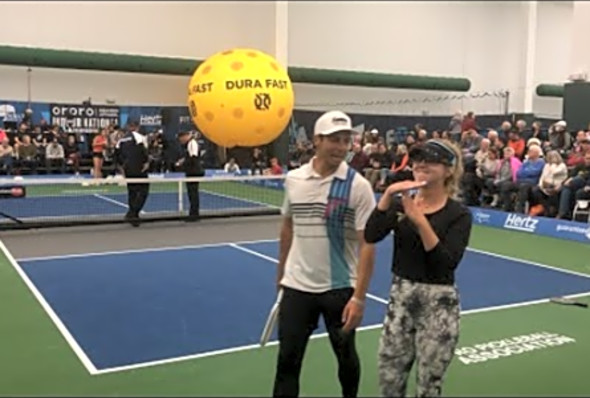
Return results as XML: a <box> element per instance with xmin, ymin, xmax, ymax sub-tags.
<box><xmin>448</xmin><ymin>111</ymin><xmax>463</xmax><ymax>142</ymax></box>
<box><xmin>461</xmin><ymin>111</ymin><xmax>476</xmax><ymax>132</ymax></box>
<box><xmin>92</xmin><ymin>128</ymin><xmax>108</xmax><ymax>178</ymax></box>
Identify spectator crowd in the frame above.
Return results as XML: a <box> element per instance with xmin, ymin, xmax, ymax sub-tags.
<box><xmin>288</xmin><ymin>112</ymin><xmax>590</xmax><ymax>222</ymax></box>
<box><xmin>2</xmin><ymin>110</ymin><xmax>589</xmax><ymax>223</ymax></box>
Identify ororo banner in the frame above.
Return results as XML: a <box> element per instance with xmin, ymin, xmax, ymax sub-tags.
<box><xmin>50</xmin><ymin>103</ymin><xmax>120</xmax><ymax>134</ymax></box>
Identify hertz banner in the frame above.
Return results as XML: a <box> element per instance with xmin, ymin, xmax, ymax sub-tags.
<box><xmin>470</xmin><ymin>207</ymin><xmax>590</xmax><ymax>244</ymax></box>
<box><xmin>49</xmin><ymin>103</ymin><xmax>120</xmax><ymax>134</ymax></box>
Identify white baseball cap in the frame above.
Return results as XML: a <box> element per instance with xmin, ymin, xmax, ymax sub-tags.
<box><xmin>314</xmin><ymin>110</ymin><xmax>354</xmax><ymax>136</ymax></box>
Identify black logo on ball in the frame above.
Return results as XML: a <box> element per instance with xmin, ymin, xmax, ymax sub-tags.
<box><xmin>254</xmin><ymin>93</ymin><xmax>271</xmax><ymax>110</ymax></box>
<box><xmin>190</xmin><ymin>100</ymin><xmax>198</xmax><ymax>118</ymax></box>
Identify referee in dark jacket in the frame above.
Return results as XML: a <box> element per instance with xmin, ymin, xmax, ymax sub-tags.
<box><xmin>177</xmin><ymin>131</ymin><xmax>204</xmax><ymax>221</ymax></box>
<box><xmin>115</xmin><ymin>121</ymin><xmax>150</xmax><ymax>226</ymax></box>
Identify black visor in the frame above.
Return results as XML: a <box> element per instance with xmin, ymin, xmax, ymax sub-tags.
<box><xmin>409</xmin><ymin>140</ymin><xmax>456</xmax><ymax>166</ymax></box>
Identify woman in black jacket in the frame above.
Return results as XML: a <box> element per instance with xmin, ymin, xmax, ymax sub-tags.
<box><xmin>364</xmin><ymin>139</ymin><xmax>472</xmax><ymax>397</ymax></box>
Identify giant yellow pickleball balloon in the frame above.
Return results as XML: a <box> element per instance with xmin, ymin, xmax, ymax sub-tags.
<box><xmin>187</xmin><ymin>48</ymin><xmax>294</xmax><ymax>148</ymax></box>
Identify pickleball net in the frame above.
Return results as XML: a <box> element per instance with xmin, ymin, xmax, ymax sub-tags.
<box><xmin>0</xmin><ymin>174</ymin><xmax>285</xmax><ymax>229</ymax></box>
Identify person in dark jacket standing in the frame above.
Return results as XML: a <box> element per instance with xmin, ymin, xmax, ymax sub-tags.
<box><xmin>177</xmin><ymin>131</ymin><xmax>204</xmax><ymax>221</ymax></box>
<box><xmin>115</xmin><ymin>121</ymin><xmax>150</xmax><ymax>227</ymax></box>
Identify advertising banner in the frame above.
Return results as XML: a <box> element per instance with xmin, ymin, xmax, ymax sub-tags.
<box><xmin>470</xmin><ymin>207</ymin><xmax>590</xmax><ymax>244</ymax></box>
<box><xmin>49</xmin><ymin>103</ymin><xmax>119</xmax><ymax>134</ymax></box>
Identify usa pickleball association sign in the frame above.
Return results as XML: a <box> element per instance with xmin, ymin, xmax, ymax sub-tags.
<box><xmin>50</xmin><ymin>104</ymin><xmax>120</xmax><ymax>134</ymax></box>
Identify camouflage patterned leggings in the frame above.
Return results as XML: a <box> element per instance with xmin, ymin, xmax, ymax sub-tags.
<box><xmin>378</xmin><ymin>277</ymin><xmax>460</xmax><ymax>397</ymax></box>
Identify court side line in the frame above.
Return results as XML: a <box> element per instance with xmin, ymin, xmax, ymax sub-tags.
<box><xmin>16</xmin><ymin>238</ymin><xmax>282</xmax><ymax>262</ymax></box>
<box><xmin>93</xmin><ymin>322</ymin><xmax>383</xmax><ymax>376</ymax></box>
<box><xmin>467</xmin><ymin>247</ymin><xmax>590</xmax><ymax>280</ymax></box>
<box><xmin>17</xmin><ymin>238</ymin><xmax>590</xmax><ymax>281</ymax></box>
<box><xmin>92</xmin><ymin>193</ymin><xmax>146</xmax><ymax>215</ymax></box>
<box><xmin>228</xmin><ymin>243</ymin><xmax>389</xmax><ymax>305</ymax></box>
<box><xmin>93</xmin><ymin>289</ymin><xmax>590</xmax><ymax>376</ymax></box>
<box><xmin>0</xmin><ymin>240</ymin><xmax>99</xmax><ymax>375</ymax></box>
<box><xmin>92</xmin><ymin>193</ymin><xmax>129</xmax><ymax>209</ymax></box>
<box><xmin>201</xmin><ymin>189</ymin><xmax>281</xmax><ymax>210</ymax></box>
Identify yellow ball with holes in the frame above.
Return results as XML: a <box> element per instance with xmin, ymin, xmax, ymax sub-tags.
<box><xmin>187</xmin><ymin>48</ymin><xmax>294</xmax><ymax>148</ymax></box>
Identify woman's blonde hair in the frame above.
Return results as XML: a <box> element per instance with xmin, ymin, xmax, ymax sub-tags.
<box><xmin>545</xmin><ymin>150</ymin><xmax>563</xmax><ymax>164</ymax></box>
<box><xmin>435</xmin><ymin>139</ymin><xmax>464</xmax><ymax>199</ymax></box>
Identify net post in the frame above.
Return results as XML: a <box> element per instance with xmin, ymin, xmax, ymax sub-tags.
<box><xmin>178</xmin><ymin>180</ymin><xmax>183</xmax><ymax>213</ymax></box>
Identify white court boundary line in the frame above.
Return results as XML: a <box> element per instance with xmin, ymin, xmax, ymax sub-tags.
<box><xmin>93</xmin><ymin>289</ymin><xmax>590</xmax><ymax>376</ymax></box>
<box><xmin>9</xmin><ymin>238</ymin><xmax>590</xmax><ymax>376</ymax></box>
<box><xmin>228</xmin><ymin>243</ymin><xmax>389</xmax><ymax>305</ymax></box>
<box><xmin>92</xmin><ymin>193</ymin><xmax>148</xmax><ymax>215</ymax></box>
<box><xmin>200</xmin><ymin>188</ymin><xmax>281</xmax><ymax>210</ymax></box>
<box><xmin>0</xmin><ymin>240</ymin><xmax>99</xmax><ymax>375</ymax></box>
<box><xmin>17</xmin><ymin>237</ymin><xmax>590</xmax><ymax>282</ymax></box>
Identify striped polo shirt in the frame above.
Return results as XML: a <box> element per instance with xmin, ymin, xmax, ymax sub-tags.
<box><xmin>280</xmin><ymin>159</ymin><xmax>376</xmax><ymax>293</ymax></box>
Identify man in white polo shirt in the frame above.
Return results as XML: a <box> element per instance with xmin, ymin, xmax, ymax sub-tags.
<box><xmin>273</xmin><ymin>110</ymin><xmax>377</xmax><ymax>398</ymax></box>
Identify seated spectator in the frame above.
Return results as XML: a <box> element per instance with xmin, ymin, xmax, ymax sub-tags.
<box><xmin>485</xmin><ymin>146</ymin><xmax>522</xmax><ymax>209</ymax></box>
<box><xmin>545</xmin><ymin>121</ymin><xmax>572</xmax><ymax>157</ymax></box>
<box><xmin>380</xmin><ymin>144</ymin><xmax>411</xmax><ymax>187</ymax></box>
<box><xmin>528</xmin><ymin>150</ymin><xmax>568</xmax><ymax>216</ymax></box>
<box><xmin>0</xmin><ymin>138</ymin><xmax>14</xmax><ymax>174</ymax></box>
<box><xmin>364</xmin><ymin>143</ymin><xmax>390</xmax><ymax>190</ymax></box>
<box><xmin>474</xmin><ymin>138</ymin><xmax>491</xmax><ymax>165</ymax></box>
<box><xmin>45</xmin><ymin>138</ymin><xmax>65</xmax><ymax>174</ymax></box>
<box><xmin>556</xmin><ymin>151</ymin><xmax>590</xmax><ymax>219</ymax></box>
<box><xmin>524</xmin><ymin>121</ymin><xmax>548</xmax><ymax>143</ymax></box>
<box><xmin>515</xmin><ymin>119</ymin><xmax>527</xmax><ymax>135</ymax></box>
<box><xmin>487</xmin><ymin>129</ymin><xmax>500</xmax><ymax>148</ymax></box>
<box><xmin>461</xmin><ymin>128</ymin><xmax>482</xmax><ymax>155</ymax></box>
<box><xmin>264</xmin><ymin>157</ymin><xmax>283</xmax><ymax>175</ymax></box>
<box><xmin>348</xmin><ymin>143</ymin><xmax>369</xmax><ymax>173</ymax></box>
<box><xmin>403</xmin><ymin>134</ymin><xmax>416</xmax><ymax>150</ymax></box>
<box><xmin>494</xmin><ymin>136</ymin><xmax>506</xmax><ymax>152</ymax></box>
<box><xmin>463</xmin><ymin>147</ymin><xmax>499</xmax><ymax>206</ymax></box>
<box><xmin>572</xmin><ymin>180</ymin><xmax>590</xmax><ymax>221</ymax></box>
<box><xmin>566</xmin><ymin>134</ymin><xmax>590</xmax><ymax>168</ymax></box>
<box><xmin>223</xmin><ymin>157</ymin><xmax>241</xmax><ymax>174</ymax></box>
<box><xmin>510</xmin><ymin>145</ymin><xmax>545</xmax><ymax>213</ymax></box>
<box><xmin>12</xmin><ymin>122</ymin><xmax>29</xmax><ymax>148</ymax></box>
<box><xmin>498</xmin><ymin>121</ymin><xmax>512</xmax><ymax>141</ymax></box>
<box><xmin>507</xmin><ymin>128</ymin><xmax>526</xmax><ymax>160</ymax></box>
<box><xmin>63</xmin><ymin>135</ymin><xmax>81</xmax><ymax>175</ymax></box>
<box><xmin>16</xmin><ymin>134</ymin><xmax>38</xmax><ymax>174</ymax></box>
<box><xmin>251</xmin><ymin>147</ymin><xmax>267</xmax><ymax>175</ymax></box>
<box><xmin>526</xmin><ymin>137</ymin><xmax>542</xmax><ymax>152</ymax></box>
<box><xmin>416</xmin><ymin>129</ymin><xmax>428</xmax><ymax>143</ymax></box>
